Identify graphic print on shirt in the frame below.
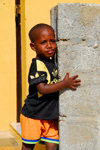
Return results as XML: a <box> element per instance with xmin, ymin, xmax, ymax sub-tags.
<box><xmin>29</xmin><ymin>59</ymin><xmax>58</xmax><ymax>98</ymax></box>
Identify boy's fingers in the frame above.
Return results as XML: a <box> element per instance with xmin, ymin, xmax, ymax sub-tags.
<box><xmin>73</xmin><ymin>79</ymin><xmax>81</xmax><ymax>83</ymax></box>
<box><xmin>66</xmin><ymin>72</ymin><xmax>70</xmax><ymax>75</ymax></box>
<box><xmin>66</xmin><ymin>72</ymin><xmax>70</xmax><ymax>77</ymax></box>
<box><xmin>71</xmin><ymin>75</ymin><xmax>78</xmax><ymax>80</ymax></box>
<box><xmin>71</xmin><ymin>86</ymin><xmax>77</xmax><ymax>90</ymax></box>
<box><xmin>73</xmin><ymin>82</ymin><xmax>81</xmax><ymax>86</ymax></box>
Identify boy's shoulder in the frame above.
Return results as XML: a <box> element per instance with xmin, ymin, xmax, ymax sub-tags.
<box><xmin>31</xmin><ymin>58</ymin><xmax>48</xmax><ymax>72</ymax></box>
<box><xmin>32</xmin><ymin>58</ymin><xmax>44</xmax><ymax>63</ymax></box>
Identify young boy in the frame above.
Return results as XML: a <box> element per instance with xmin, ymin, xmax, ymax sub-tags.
<box><xmin>20</xmin><ymin>23</ymin><xmax>81</xmax><ymax>150</ymax></box>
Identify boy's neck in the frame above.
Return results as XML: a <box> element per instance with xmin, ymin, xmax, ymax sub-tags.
<box><xmin>36</xmin><ymin>55</ymin><xmax>52</xmax><ymax>61</ymax></box>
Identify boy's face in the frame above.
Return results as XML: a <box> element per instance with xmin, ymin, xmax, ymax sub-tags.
<box><xmin>30</xmin><ymin>27</ymin><xmax>57</xmax><ymax>58</ymax></box>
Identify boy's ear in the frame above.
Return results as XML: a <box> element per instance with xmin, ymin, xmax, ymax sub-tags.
<box><xmin>30</xmin><ymin>42</ymin><xmax>36</xmax><ymax>51</ymax></box>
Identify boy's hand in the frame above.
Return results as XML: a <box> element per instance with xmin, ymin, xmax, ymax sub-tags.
<box><xmin>63</xmin><ymin>72</ymin><xmax>81</xmax><ymax>90</ymax></box>
<box><xmin>37</xmin><ymin>72</ymin><xmax>81</xmax><ymax>94</ymax></box>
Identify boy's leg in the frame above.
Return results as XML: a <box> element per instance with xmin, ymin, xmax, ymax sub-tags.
<box><xmin>20</xmin><ymin>114</ymin><xmax>42</xmax><ymax>150</ymax></box>
<box><xmin>45</xmin><ymin>142</ymin><xmax>58</xmax><ymax>150</ymax></box>
<box><xmin>22</xmin><ymin>143</ymin><xmax>35</xmax><ymax>150</ymax></box>
<box><xmin>41</xmin><ymin>120</ymin><xmax>59</xmax><ymax>150</ymax></box>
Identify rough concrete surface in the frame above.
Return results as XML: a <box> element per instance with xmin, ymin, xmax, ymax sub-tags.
<box><xmin>51</xmin><ymin>3</ymin><xmax>100</xmax><ymax>150</ymax></box>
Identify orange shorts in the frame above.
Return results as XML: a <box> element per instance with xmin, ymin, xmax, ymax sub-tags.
<box><xmin>20</xmin><ymin>114</ymin><xmax>59</xmax><ymax>144</ymax></box>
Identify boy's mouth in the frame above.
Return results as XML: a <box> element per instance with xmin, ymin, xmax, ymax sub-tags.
<box><xmin>47</xmin><ymin>50</ymin><xmax>55</xmax><ymax>54</ymax></box>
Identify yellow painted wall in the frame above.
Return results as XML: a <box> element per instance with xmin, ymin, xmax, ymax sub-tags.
<box><xmin>0</xmin><ymin>0</ymin><xmax>100</xmax><ymax>131</ymax></box>
<box><xmin>0</xmin><ymin>0</ymin><xmax>16</xmax><ymax>130</ymax></box>
<box><xmin>21</xmin><ymin>0</ymin><xmax>100</xmax><ymax>105</ymax></box>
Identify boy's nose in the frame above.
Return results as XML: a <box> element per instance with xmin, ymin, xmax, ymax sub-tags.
<box><xmin>47</xmin><ymin>42</ymin><xmax>52</xmax><ymax>48</ymax></box>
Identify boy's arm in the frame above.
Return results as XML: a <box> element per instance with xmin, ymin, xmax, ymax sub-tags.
<box><xmin>37</xmin><ymin>72</ymin><xmax>81</xmax><ymax>94</ymax></box>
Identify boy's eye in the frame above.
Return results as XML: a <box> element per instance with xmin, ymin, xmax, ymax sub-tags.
<box><xmin>40</xmin><ymin>39</ymin><xmax>56</xmax><ymax>44</ymax></box>
<box><xmin>40</xmin><ymin>40</ymin><xmax>47</xmax><ymax>44</ymax></box>
<box><xmin>50</xmin><ymin>39</ymin><xmax>56</xmax><ymax>42</ymax></box>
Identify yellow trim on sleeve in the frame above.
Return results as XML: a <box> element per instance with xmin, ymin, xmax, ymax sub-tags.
<box><xmin>36</xmin><ymin>59</ymin><xmax>51</xmax><ymax>98</ymax></box>
<box><xmin>36</xmin><ymin>60</ymin><xmax>50</xmax><ymax>83</ymax></box>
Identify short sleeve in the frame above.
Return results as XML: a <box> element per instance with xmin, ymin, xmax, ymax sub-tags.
<box><xmin>28</xmin><ymin>59</ymin><xmax>48</xmax><ymax>85</ymax></box>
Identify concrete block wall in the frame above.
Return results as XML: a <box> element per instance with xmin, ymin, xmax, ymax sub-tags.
<box><xmin>51</xmin><ymin>3</ymin><xmax>100</xmax><ymax>150</ymax></box>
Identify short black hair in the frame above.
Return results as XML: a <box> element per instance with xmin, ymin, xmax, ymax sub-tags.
<box><xmin>29</xmin><ymin>23</ymin><xmax>54</xmax><ymax>42</ymax></box>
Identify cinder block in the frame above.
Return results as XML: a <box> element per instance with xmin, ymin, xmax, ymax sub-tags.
<box><xmin>51</xmin><ymin>3</ymin><xmax>100</xmax><ymax>150</ymax></box>
<box><xmin>51</xmin><ymin>3</ymin><xmax>100</xmax><ymax>40</ymax></box>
